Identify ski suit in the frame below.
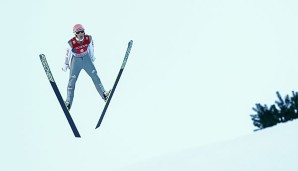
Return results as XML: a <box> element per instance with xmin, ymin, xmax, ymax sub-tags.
<box><xmin>65</xmin><ymin>35</ymin><xmax>106</xmax><ymax>108</ymax></box>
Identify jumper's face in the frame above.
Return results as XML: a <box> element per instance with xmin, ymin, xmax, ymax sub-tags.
<box><xmin>75</xmin><ymin>30</ymin><xmax>85</xmax><ymax>41</ymax></box>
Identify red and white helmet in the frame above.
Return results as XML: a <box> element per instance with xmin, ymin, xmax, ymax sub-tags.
<box><xmin>73</xmin><ymin>24</ymin><xmax>85</xmax><ymax>33</ymax></box>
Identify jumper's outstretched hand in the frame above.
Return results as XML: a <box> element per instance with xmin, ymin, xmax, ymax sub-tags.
<box><xmin>91</xmin><ymin>56</ymin><xmax>96</xmax><ymax>62</ymax></box>
<box><xmin>62</xmin><ymin>64</ymin><xmax>70</xmax><ymax>72</ymax></box>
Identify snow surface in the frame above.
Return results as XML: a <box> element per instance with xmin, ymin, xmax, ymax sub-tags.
<box><xmin>115</xmin><ymin>121</ymin><xmax>298</xmax><ymax>171</ymax></box>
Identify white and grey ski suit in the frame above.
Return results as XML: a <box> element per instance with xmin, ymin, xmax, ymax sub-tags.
<box><xmin>65</xmin><ymin>35</ymin><xmax>106</xmax><ymax>108</ymax></box>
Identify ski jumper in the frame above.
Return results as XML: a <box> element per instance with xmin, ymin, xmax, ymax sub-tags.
<box><xmin>65</xmin><ymin>35</ymin><xmax>106</xmax><ymax>107</ymax></box>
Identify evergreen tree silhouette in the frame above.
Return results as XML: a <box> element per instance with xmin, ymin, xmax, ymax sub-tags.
<box><xmin>251</xmin><ymin>91</ymin><xmax>298</xmax><ymax>130</ymax></box>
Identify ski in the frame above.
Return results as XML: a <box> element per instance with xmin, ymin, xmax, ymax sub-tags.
<box><xmin>95</xmin><ymin>40</ymin><xmax>133</xmax><ymax>129</ymax></box>
<box><xmin>39</xmin><ymin>54</ymin><xmax>81</xmax><ymax>138</ymax></box>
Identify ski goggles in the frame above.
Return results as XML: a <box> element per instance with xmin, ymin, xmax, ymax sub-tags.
<box><xmin>76</xmin><ymin>30</ymin><xmax>85</xmax><ymax>35</ymax></box>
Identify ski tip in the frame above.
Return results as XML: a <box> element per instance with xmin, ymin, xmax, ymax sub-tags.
<box><xmin>129</xmin><ymin>40</ymin><xmax>133</xmax><ymax>45</ymax></box>
<box><xmin>39</xmin><ymin>54</ymin><xmax>45</xmax><ymax>59</ymax></box>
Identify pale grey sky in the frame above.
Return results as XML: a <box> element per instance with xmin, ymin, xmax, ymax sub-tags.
<box><xmin>1</xmin><ymin>0</ymin><xmax>298</xmax><ymax>170</ymax></box>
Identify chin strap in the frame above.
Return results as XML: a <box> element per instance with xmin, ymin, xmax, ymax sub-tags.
<box><xmin>75</xmin><ymin>36</ymin><xmax>84</xmax><ymax>42</ymax></box>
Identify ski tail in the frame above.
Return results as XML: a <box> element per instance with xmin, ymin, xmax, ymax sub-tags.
<box><xmin>39</xmin><ymin>54</ymin><xmax>81</xmax><ymax>138</ymax></box>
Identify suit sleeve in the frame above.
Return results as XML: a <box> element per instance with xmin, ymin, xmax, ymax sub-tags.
<box><xmin>65</xmin><ymin>44</ymin><xmax>72</xmax><ymax>65</ymax></box>
<box><xmin>88</xmin><ymin>35</ymin><xmax>94</xmax><ymax>58</ymax></box>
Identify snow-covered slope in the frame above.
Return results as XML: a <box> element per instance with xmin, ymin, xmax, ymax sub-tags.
<box><xmin>117</xmin><ymin>121</ymin><xmax>298</xmax><ymax>171</ymax></box>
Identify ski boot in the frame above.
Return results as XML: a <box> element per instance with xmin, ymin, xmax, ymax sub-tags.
<box><xmin>103</xmin><ymin>90</ymin><xmax>111</xmax><ymax>102</ymax></box>
<box><xmin>65</xmin><ymin>101</ymin><xmax>71</xmax><ymax>110</ymax></box>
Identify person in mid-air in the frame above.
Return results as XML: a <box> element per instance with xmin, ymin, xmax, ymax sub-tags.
<box><xmin>62</xmin><ymin>24</ymin><xmax>110</xmax><ymax>110</ymax></box>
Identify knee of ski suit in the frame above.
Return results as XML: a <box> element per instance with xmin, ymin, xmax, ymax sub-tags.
<box><xmin>68</xmin><ymin>75</ymin><xmax>78</xmax><ymax>90</ymax></box>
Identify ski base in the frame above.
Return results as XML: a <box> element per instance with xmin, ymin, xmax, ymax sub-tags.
<box><xmin>95</xmin><ymin>40</ymin><xmax>133</xmax><ymax>129</ymax></box>
<box><xmin>39</xmin><ymin>54</ymin><xmax>81</xmax><ymax>138</ymax></box>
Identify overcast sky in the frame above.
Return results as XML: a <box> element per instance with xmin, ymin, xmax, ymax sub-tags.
<box><xmin>1</xmin><ymin>0</ymin><xmax>298</xmax><ymax>170</ymax></box>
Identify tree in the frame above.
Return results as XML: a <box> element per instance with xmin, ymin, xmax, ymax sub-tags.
<box><xmin>251</xmin><ymin>91</ymin><xmax>298</xmax><ymax>130</ymax></box>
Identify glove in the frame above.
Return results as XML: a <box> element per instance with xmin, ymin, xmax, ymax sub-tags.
<box><xmin>91</xmin><ymin>56</ymin><xmax>96</xmax><ymax>62</ymax></box>
<box><xmin>62</xmin><ymin>64</ymin><xmax>70</xmax><ymax>72</ymax></box>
